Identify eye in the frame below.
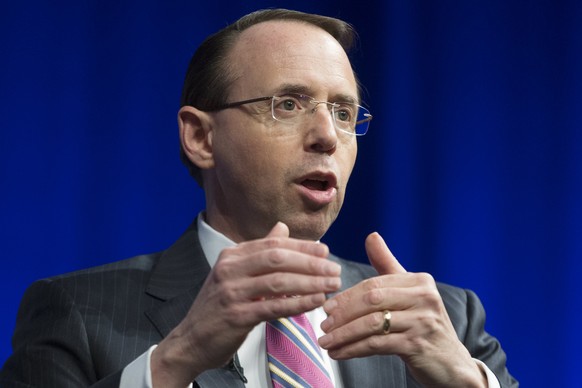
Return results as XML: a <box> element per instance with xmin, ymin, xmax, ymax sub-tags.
<box><xmin>272</xmin><ymin>94</ymin><xmax>311</xmax><ymax>122</ymax></box>
<box><xmin>334</xmin><ymin>104</ymin><xmax>355</xmax><ymax>123</ymax></box>
<box><xmin>281</xmin><ymin>99</ymin><xmax>297</xmax><ymax>111</ymax></box>
<box><xmin>274</xmin><ymin>94</ymin><xmax>303</xmax><ymax>112</ymax></box>
<box><xmin>336</xmin><ymin>109</ymin><xmax>351</xmax><ymax>122</ymax></box>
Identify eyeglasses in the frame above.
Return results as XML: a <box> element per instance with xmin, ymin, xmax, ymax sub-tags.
<box><xmin>206</xmin><ymin>93</ymin><xmax>372</xmax><ymax>136</ymax></box>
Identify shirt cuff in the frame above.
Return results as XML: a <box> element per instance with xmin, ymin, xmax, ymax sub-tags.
<box><xmin>120</xmin><ymin>345</ymin><xmax>156</xmax><ymax>388</ymax></box>
<box><xmin>119</xmin><ymin>345</ymin><xmax>193</xmax><ymax>388</ymax></box>
<box><xmin>473</xmin><ymin>358</ymin><xmax>500</xmax><ymax>388</ymax></box>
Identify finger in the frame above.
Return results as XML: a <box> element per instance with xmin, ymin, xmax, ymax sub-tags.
<box><xmin>235</xmin><ymin>231</ymin><xmax>329</xmax><ymax>259</ymax></box>
<box><xmin>215</xmin><ymin>242</ymin><xmax>338</xmax><ymax>284</ymax></box>
<box><xmin>326</xmin><ymin>332</ymin><xmax>408</xmax><ymax>360</ymax></box>
<box><xmin>266</xmin><ymin>221</ymin><xmax>290</xmax><ymax>238</ymax></box>
<box><xmin>243</xmin><ymin>272</ymin><xmax>341</xmax><ymax>299</ymax></box>
<box><xmin>240</xmin><ymin>248</ymin><xmax>341</xmax><ymax>277</ymax></box>
<box><xmin>321</xmin><ymin>283</ymin><xmax>417</xmax><ymax>331</ymax></box>
<box><xmin>319</xmin><ymin>310</ymin><xmax>406</xmax><ymax>350</ymax></box>
<box><xmin>251</xmin><ymin>293</ymin><xmax>329</xmax><ymax>321</ymax></box>
<box><xmin>365</xmin><ymin>232</ymin><xmax>406</xmax><ymax>275</ymax></box>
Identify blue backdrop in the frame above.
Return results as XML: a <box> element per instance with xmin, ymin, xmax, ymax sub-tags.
<box><xmin>1</xmin><ymin>1</ymin><xmax>580</xmax><ymax>386</ymax></box>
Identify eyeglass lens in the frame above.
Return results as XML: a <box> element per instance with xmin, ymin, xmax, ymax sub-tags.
<box><xmin>271</xmin><ymin>94</ymin><xmax>370</xmax><ymax>135</ymax></box>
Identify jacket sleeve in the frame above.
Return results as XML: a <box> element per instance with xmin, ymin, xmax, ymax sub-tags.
<box><xmin>461</xmin><ymin>288</ymin><xmax>519</xmax><ymax>388</ymax></box>
<box><xmin>0</xmin><ymin>279</ymin><xmax>123</xmax><ymax>388</ymax></box>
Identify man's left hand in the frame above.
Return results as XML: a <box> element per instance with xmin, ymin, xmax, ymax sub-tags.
<box><xmin>318</xmin><ymin>232</ymin><xmax>487</xmax><ymax>388</ymax></box>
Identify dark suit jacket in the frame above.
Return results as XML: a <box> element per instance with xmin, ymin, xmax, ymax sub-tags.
<box><xmin>0</xmin><ymin>223</ymin><xmax>518</xmax><ymax>387</ymax></box>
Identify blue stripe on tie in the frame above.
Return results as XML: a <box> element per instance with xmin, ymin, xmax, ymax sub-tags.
<box><xmin>271</xmin><ymin>320</ymin><xmax>329</xmax><ymax>374</ymax></box>
<box><xmin>268</xmin><ymin>354</ymin><xmax>311</xmax><ymax>387</ymax></box>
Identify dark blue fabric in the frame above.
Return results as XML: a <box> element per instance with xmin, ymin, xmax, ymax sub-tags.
<box><xmin>1</xmin><ymin>1</ymin><xmax>580</xmax><ymax>386</ymax></box>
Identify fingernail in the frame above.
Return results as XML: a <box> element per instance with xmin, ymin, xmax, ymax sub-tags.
<box><xmin>324</xmin><ymin>262</ymin><xmax>341</xmax><ymax>276</ymax></box>
<box><xmin>311</xmin><ymin>293</ymin><xmax>326</xmax><ymax>305</ymax></box>
<box><xmin>314</xmin><ymin>242</ymin><xmax>329</xmax><ymax>257</ymax></box>
<box><xmin>323</xmin><ymin>298</ymin><xmax>337</xmax><ymax>312</ymax></box>
<box><xmin>320</xmin><ymin>315</ymin><xmax>334</xmax><ymax>332</ymax></box>
<box><xmin>326</xmin><ymin>277</ymin><xmax>341</xmax><ymax>289</ymax></box>
<box><xmin>318</xmin><ymin>333</ymin><xmax>332</xmax><ymax>348</ymax></box>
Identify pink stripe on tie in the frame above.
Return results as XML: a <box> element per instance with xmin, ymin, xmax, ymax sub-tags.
<box><xmin>266</xmin><ymin>314</ymin><xmax>334</xmax><ymax>388</ymax></box>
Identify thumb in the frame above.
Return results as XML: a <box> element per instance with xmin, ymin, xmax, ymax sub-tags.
<box><xmin>365</xmin><ymin>232</ymin><xmax>406</xmax><ymax>275</ymax></box>
<box><xmin>266</xmin><ymin>221</ymin><xmax>290</xmax><ymax>238</ymax></box>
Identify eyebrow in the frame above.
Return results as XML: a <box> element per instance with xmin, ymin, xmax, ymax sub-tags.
<box><xmin>274</xmin><ymin>83</ymin><xmax>359</xmax><ymax>104</ymax></box>
<box><xmin>275</xmin><ymin>83</ymin><xmax>312</xmax><ymax>96</ymax></box>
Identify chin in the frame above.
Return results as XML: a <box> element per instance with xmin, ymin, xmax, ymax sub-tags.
<box><xmin>289</xmin><ymin>230</ymin><xmax>325</xmax><ymax>241</ymax></box>
<box><xmin>287</xmin><ymin>215</ymin><xmax>335</xmax><ymax>241</ymax></box>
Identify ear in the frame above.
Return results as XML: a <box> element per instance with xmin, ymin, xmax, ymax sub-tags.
<box><xmin>178</xmin><ymin>106</ymin><xmax>215</xmax><ymax>170</ymax></box>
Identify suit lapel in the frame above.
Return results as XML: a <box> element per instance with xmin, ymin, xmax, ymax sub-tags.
<box><xmin>143</xmin><ymin>222</ymin><xmax>245</xmax><ymax>387</ymax></box>
<box><xmin>338</xmin><ymin>356</ymin><xmax>407</xmax><ymax>387</ymax></box>
<box><xmin>144</xmin><ymin>221</ymin><xmax>210</xmax><ymax>338</ymax></box>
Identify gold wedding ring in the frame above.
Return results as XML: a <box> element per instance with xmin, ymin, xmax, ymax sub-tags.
<box><xmin>382</xmin><ymin>310</ymin><xmax>392</xmax><ymax>334</ymax></box>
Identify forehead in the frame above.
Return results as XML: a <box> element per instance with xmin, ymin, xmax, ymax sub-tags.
<box><xmin>226</xmin><ymin>20</ymin><xmax>358</xmax><ymax>100</ymax></box>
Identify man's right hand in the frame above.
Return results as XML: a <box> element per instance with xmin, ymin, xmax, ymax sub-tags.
<box><xmin>150</xmin><ymin>222</ymin><xmax>342</xmax><ymax>388</ymax></box>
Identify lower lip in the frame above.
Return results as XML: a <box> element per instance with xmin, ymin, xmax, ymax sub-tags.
<box><xmin>296</xmin><ymin>184</ymin><xmax>337</xmax><ymax>207</ymax></box>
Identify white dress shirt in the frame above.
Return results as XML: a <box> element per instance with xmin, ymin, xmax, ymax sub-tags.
<box><xmin>120</xmin><ymin>214</ymin><xmax>499</xmax><ymax>387</ymax></box>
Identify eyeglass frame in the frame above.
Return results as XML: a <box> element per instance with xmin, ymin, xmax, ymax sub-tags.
<box><xmin>203</xmin><ymin>93</ymin><xmax>372</xmax><ymax>136</ymax></box>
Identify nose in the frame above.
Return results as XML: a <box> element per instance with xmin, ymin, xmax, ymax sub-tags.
<box><xmin>304</xmin><ymin>104</ymin><xmax>338</xmax><ymax>154</ymax></box>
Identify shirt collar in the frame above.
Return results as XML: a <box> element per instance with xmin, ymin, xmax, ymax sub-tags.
<box><xmin>197</xmin><ymin>212</ymin><xmax>236</xmax><ymax>268</ymax></box>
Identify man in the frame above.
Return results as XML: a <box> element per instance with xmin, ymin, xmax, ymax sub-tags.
<box><xmin>0</xmin><ymin>9</ymin><xmax>517</xmax><ymax>388</ymax></box>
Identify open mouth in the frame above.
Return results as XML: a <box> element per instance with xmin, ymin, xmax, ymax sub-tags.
<box><xmin>296</xmin><ymin>172</ymin><xmax>338</xmax><ymax>206</ymax></box>
<box><xmin>301</xmin><ymin>178</ymin><xmax>330</xmax><ymax>191</ymax></box>
<box><xmin>299</xmin><ymin>171</ymin><xmax>337</xmax><ymax>191</ymax></box>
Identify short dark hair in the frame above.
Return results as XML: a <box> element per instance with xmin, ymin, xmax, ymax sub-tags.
<box><xmin>179</xmin><ymin>9</ymin><xmax>357</xmax><ymax>186</ymax></box>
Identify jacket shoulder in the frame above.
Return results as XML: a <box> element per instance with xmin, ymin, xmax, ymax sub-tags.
<box><xmin>50</xmin><ymin>252</ymin><xmax>161</xmax><ymax>282</ymax></box>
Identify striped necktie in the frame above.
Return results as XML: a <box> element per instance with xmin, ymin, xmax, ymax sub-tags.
<box><xmin>266</xmin><ymin>313</ymin><xmax>334</xmax><ymax>388</ymax></box>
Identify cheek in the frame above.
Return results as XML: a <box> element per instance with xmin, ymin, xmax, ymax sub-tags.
<box><xmin>339</xmin><ymin>141</ymin><xmax>358</xmax><ymax>185</ymax></box>
<box><xmin>213</xmin><ymin>127</ymin><xmax>287</xmax><ymax>185</ymax></box>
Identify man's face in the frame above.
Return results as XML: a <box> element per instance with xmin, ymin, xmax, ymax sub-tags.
<box><xmin>205</xmin><ymin>20</ymin><xmax>359</xmax><ymax>242</ymax></box>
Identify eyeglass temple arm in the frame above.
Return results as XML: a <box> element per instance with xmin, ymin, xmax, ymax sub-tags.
<box><xmin>356</xmin><ymin>113</ymin><xmax>373</xmax><ymax>125</ymax></box>
<box><xmin>206</xmin><ymin>96</ymin><xmax>273</xmax><ymax>111</ymax></box>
